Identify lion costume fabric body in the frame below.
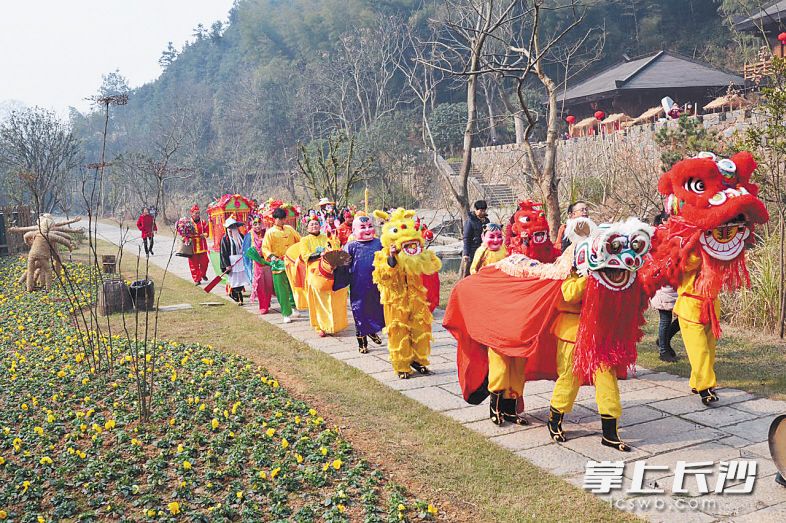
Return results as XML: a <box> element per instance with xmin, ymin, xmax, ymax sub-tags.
<box><xmin>372</xmin><ymin>208</ymin><xmax>442</xmax><ymax>377</ymax></box>
<box><xmin>505</xmin><ymin>200</ymin><xmax>560</xmax><ymax>262</ymax></box>
<box><xmin>8</xmin><ymin>215</ymin><xmax>82</xmax><ymax>292</ymax></box>
<box><xmin>444</xmin><ymin>218</ymin><xmax>652</xmax><ymax>442</ymax></box>
<box><xmin>641</xmin><ymin>151</ymin><xmax>769</xmax><ymax>403</ymax></box>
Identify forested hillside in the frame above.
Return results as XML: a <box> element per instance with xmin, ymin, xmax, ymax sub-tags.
<box><xmin>68</xmin><ymin>0</ymin><xmax>746</xmax><ymax>218</ymax></box>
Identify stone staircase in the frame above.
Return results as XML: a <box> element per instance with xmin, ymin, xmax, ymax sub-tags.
<box><xmin>445</xmin><ymin>159</ymin><xmax>517</xmax><ymax>207</ymax></box>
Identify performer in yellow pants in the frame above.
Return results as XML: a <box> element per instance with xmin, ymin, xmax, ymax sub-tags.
<box><xmin>487</xmin><ymin>349</ymin><xmax>528</xmax><ymax>425</ymax></box>
<box><xmin>548</xmin><ymin>273</ymin><xmax>628</xmax><ymax>451</ymax></box>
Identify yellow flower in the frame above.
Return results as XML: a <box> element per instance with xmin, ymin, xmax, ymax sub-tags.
<box><xmin>0</xmin><ymin>457</ymin><xmax>5</xmax><ymax>466</ymax></box>
<box><xmin>33</xmin><ymin>427</ymin><xmax>44</xmax><ymax>436</ymax></box>
<box><xmin>21</xmin><ymin>481</ymin><xmax>30</xmax><ymax>493</ymax></box>
<box><xmin>265</xmin><ymin>428</ymin><xmax>275</xmax><ymax>437</ymax></box>
<box><xmin>427</xmin><ymin>504</ymin><xmax>438</xmax><ymax>515</ymax></box>
<box><xmin>167</xmin><ymin>501</ymin><xmax>180</xmax><ymax>515</ymax></box>
<box><xmin>198</xmin><ymin>404</ymin><xmax>206</xmax><ymax>412</ymax></box>
<box><xmin>146</xmin><ymin>509</ymin><xmax>156</xmax><ymax>517</ymax></box>
<box><xmin>322</xmin><ymin>463</ymin><xmax>329</xmax><ymax>472</ymax></box>
<box><xmin>46</xmin><ymin>414</ymin><xmax>55</xmax><ymax>423</ymax></box>
<box><xmin>270</xmin><ymin>467</ymin><xmax>281</xmax><ymax>479</ymax></box>
<box><xmin>0</xmin><ymin>509</ymin><xmax>7</xmax><ymax>519</ymax></box>
<box><xmin>81</xmin><ymin>377</ymin><xmax>89</xmax><ymax>385</ymax></box>
<box><xmin>131</xmin><ymin>438</ymin><xmax>142</xmax><ymax>447</ymax></box>
<box><xmin>37</xmin><ymin>517</ymin><xmax>45</xmax><ymax>523</ymax></box>
<box><xmin>397</xmin><ymin>503</ymin><xmax>405</xmax><ymax>511</ymax></box>
<box><xmin>39</xmin><ymin>456</ymin><xmax>53</xmax><ymax>465</ymax></box>
<box><xmin>77</xmin><ymin>450</ymin><xmax>86</xmax><ymax>459</ymax></box>
<box><xmin>337</xmin><ymin>504</ymin><xmax>346</xmax><ymax>513</ymax></box>
<box><xmin>320</xmin><ymin>447</ymin><xmax>328</xmax><ymax>456</ymax></box>
<box><xmin>332</xmin><ymin>459</ymin><xmax>343</xmax><ymax>470</ymax></box>
<box><xmin>182</xmin><ymin>461</ymin><xmax>192</xmax><ymax>471</ymax></box>
<box><xmin>294</xmin><ymin>415</ymin><xmax>301</xmax><ymax>424</ymax></box>
<box><xmin>211</xmin><ymin>419</ymin><xmax>219</xmax><ymax>430</ymax></box>
<box><xmin>295</xmin><ymin>453</ymin><xmax>303</xmax><ymax>464</ymax></box>
<box><xmin>21</xmin><ymin>403</ymin><xmax>28</xmax><ymax>411</ymax></box>
<box><xmin>177</xmin><ymin>444</ymin><xmax>184</xmax><ymax>453</ymax></box>
<box><xmin>309</xmin><ymin>409</ymin><xmax>317</xmax><ymax>416</ymax></box>
<box><xmin>236</xmin><ymin>490</ymin><xmax>243</xmax><ymax>500</ymax></box>
<box><xmin>281</xmin><ymin>438</ymin><xmax>289</xmax><ymax>449</ymax></box>
<box><xmin>169</xmin><ymin>418</ymin><xmax>176</xmax><ymax>427</ymax></box>
<box><xmin>104</xmin><ymin>420</ymin><xmax>116</xmax><ymax>430</ymax></box>
<box><xmin>257</xmin><ymin>471</ymin><xmax>267</xmax><ymax>479</ymax></box>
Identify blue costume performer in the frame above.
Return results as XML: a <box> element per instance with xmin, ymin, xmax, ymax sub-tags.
<box><xmin>334</xmin><ymin>214</ymin><xmax>385</xmax><ymax>353</ymax></box>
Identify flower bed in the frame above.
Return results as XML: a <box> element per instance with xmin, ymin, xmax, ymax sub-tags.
<box><xmin>0</xmin><ymin>257</ymin><xmax>435</xmax><ymax>521</ymax></box>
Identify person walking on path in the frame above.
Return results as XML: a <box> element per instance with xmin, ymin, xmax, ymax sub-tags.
<box><xmin>136</xmin><ymin>207</ymin><xmax>157</xmax><ymax>256</ymax></box>
<box><xmin>460</xmin><ymin>200</ymin><xmax>489</xmax><ymax>277</ymax></box>
<box><xmin>261</xmin><ymin>207</ymin><xmax>301</xmax><ymax>323</ymax></box>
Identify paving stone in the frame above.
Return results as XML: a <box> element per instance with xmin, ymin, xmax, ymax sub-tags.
<box><xmin>617</xmin><ymin>378</ymin><xmax>659</xmax><ymax>393</ymax></box>
<box><xmin>638</xmin><ymin>441</ymin><xmax>742</xmax><ymax>482</ymax></box>
<box><xmin>718</xmin><ymin>415</ymin><xmax>778</xmax><ymax>444</ymax></box>
<box><xmin>562</xmin><ymin>433</ymin><xmax>651</xmax><ymax>463</ymax></box>
<box><xmin>717</xmin><ymin>435</ymin><xmax>756</xmax><ymax>449</ymax></box>
<box><xmin>698</xmin><ymin>473</ymin><xmax>786</xmax><ymax>518</ymax></box>
<box><xmin>464</xmin><ymin>419</ymin><xmax>527</xmax><ymax>437</ymax></box>
<box><xmin>443</xmin><ymin>404</ymin><xmax>489</xmax><ymax>423</ymax></box>
<box><xmin>489</xmin><ymin>424</ymin><xmax>557</xmax><ymax>451</ymax></box>
<box><xmin>344</xmin><ymin>356</ymin><xmax>395</xmax><ymax>374</ymax></box>
<box><xmin>438</xmin><ymin>381</ymin><xmax>463</xmax><ymax>397</ymax></box>
<box><xmin>158</xmin><ymin>303</ymin><xmax>193</xmax><ymax>311</ymax></box>
<box><xmin>739</xmin><ymin>440</ymin><xmax>772</xmax><ymax>458</ymax></box>
<box><xmin>522</xmin><ymin>380</ymin><xmax>555</xmax><ymax>395</ymax></box>
<box><xmin>731</xmin><ymin>499</ymin><xmax>786</xmax><ymax>523</ymax></box>
<box><xmin>638</xmin><ymin>372</ymin><xmax>691</xmax><ymax>392</ymax></box>
<box><xmin>712</xmin><ymin>387</ymin><xmax>756</xmax><ymax>405</ymax></box>
<box><xmin>402</xmin><ymin>386</ymin><xmax>468</xmax><ymax>411</ymax></box>
<box><xmin>516</xmin><ymin>444</ymin><xmax>590</xmax><ymax>476</ymax></box>
<box><xmin>579</xmin><ymin>405</ymin><xmax>668</xmax><ymax>431</ymax></box>
<box><xmin>617</xmin><ymin>385</ymin><xmax>692</xmax><ymax>407</ymax></box>
<box><xmin>731</xmin><ymin>398</ymin><xmax>786</xmax><ymax>417</ymax></box>
<box><xmin>681</xmin><ymin>405</ymin><xmax>759</xmax><ymax>428</ymax></box>
<box><xmin>650</xmin><ymin>396</ymin><xmax>702</xmax><ymax>416</ymax></box>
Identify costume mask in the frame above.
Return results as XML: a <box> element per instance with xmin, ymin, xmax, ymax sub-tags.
<box><xmin>353</xmin><ymin>216</ymin><xmax>375</xmax><ymax>241</ymax></box>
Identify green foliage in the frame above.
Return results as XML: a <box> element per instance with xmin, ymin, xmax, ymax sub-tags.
<box><xmin>654</xmin><ymin>115</ymin><xmax>725</xmax><ymax>171</ymax></box>
<box><xmin>428</xmin><ymin>103</ymin><xmax>467</xmax><ymax>155</ymax></box>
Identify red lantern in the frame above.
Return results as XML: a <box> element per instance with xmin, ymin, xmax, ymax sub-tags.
<box><xmin>778</xmin><ymin>32</ymin><xmax>786</xmax><ymax>44</ymax></box>
<box><xmin>565</xmin><ymin>115</ymin><xmax>576</xmax><ymax>124</ymax></box>
<box><xmin>594</xmin><ymin>110</ymin><xmax>605</xmax><ymax>121</ymax></box>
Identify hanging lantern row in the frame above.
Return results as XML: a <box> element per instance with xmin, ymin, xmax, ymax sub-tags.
<box><xmin>565</xmin><ymin>115</ymin><xmax>576</xmax><ymax>124</ymax></box>
<box><xmin>594</xmin><ymin>110</ymin><xmax>606</xmax><ymax>121</ymax></box>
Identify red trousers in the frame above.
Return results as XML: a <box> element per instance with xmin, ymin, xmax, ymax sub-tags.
<box><xmin>188</xmin><ymin>253</ymin><xmax>209</xmax><ymax>282</ymax></box>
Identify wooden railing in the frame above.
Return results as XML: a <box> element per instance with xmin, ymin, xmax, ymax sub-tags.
<box><xmin>744</xmin><ymin>58</ymin><xmax>773</xmax><ymax>82</ymax></box>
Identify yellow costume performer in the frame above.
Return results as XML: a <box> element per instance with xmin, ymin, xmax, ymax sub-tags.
<box><xmin>298</xmin><ymin>229</ymin><xmax>348</xmax><ymax>336</ymax></box>
<box><xmin>373</xmin><ymin>208</ymin><xmax>442</xmax><ymax>379</ymax></box>
<box><xmin>641</xmin><ymin>151</ymin><xmax>769</xmax><ymax>407</ymax></box>
<box><xmin>262</xmin><ymin>224</ymin><xmax>305</xmax><ymax>311</ymax></box>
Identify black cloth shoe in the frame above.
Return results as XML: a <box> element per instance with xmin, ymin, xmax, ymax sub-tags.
<box><xmin>356</xmin><ymin>335</ymin><xmax>369</xmax><ymax>354</ymax></box>
<box><xmin>659</xmin><ymin>348</ymin><xmax>678</xmax><ymax>362</ymax></box>
<box><xmin>368</xmin><ymin>333</ymin><xmax>382</xmax><ymax>345</ymax></box>
<box><xmin>489</xmin><ymin>391</ymin><xmax>504</xmax><ymax>426</ymax></box>
<box><xmin>500</xmin><ymin>398</ymin><xmax>528</xmax><ymax>425</ymax></box>
<box><xmin>548</xmin><ymin>406</ymin><xmax>566</xmax><ymax>442</ymax></box>
<box><xmin>410</xmin><ymin>361</ymin><xmax>432</xmax><ymax>375</ymax></box>
<box><xmin>601</xmin><ymin>414</ymin><xmax>631</xmax><ymax>452</ymax></box>
<box><xmin>699</xmin><ymin>388</ymin><xmax>719</xmax><ymax>406</ymax></box>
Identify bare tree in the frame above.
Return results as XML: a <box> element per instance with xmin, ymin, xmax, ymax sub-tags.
<box><xmin>0</xmin><ymin>107</ymin><xmax>82</xmax><ymax>213</ymax></box>
<box><xmin>424</xmin><ymin>0</ymin><xmax>522</xmax><ymax>213</ymax></box>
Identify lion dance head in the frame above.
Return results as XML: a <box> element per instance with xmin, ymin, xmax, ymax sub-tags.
<box><xmin>506</xmin><ymin>199</ymin><xmax>558</xmax><ymax>262</ymax></box>
<box><xmin>644</xmin><ymin>151</ymin><xmax>769</xmax><ymax>297</ymax></box>
<box><xmin>572</xmin><ymin>218</ymin><xmax>654</xmax><ymax>382</ymax></box>
<box><xmin>374</xmin><ymin>208</ymin><xmax>441</xmax><ymax>275</ymax></box>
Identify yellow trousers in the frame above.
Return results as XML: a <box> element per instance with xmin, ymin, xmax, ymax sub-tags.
<box><xmin>550</xmin><ymin>339</ymin><xmax>621</xmax><ymax>418</ymax></box>
<box><xmin>305</xmin><ymin>268</ymin><xmax>348</xmax><ymax>334</ymax></box>
<box><xmin>678</xmin><ymin>317</ymin><xmax>717</xmax><ymax>391</ymax></box>
<box><xmin>384</xmin><ymin>304</ymin><xmax>430</xmax><ymax>374</ymax></box>
<box><xmin>487</xmin><ymin>349</ymin><xmax>526</xmax><ymax>399</ymax></box>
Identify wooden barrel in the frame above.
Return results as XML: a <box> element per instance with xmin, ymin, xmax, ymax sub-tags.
<box><xmin>97</xmin><ymin>280</ymin><xmax>132</xmax><ymax>316</ymax></box>
<box><xmin>129</xmin><ymin>279</ymin><xmax>155</xmax><ymax>311</ymax></box>
<box><xmin>101</xmin><ymin>255</ymin><xmax>117</xmax><ymax>274</ymax></box>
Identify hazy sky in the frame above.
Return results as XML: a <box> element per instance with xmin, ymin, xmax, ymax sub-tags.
<box><xmin>0</xmin><ymin>0</ymin><xmax>235</xmax><ymax>115</ymax></box>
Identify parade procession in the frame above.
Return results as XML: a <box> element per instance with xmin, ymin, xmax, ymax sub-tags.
<box><xmin>8</xmin><ymin>1</ymin><xmax>786</xmax><ymax>520</ymax></box>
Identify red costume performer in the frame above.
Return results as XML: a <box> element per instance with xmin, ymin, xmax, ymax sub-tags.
<box><xmin>188</xmin><ymin>204</ymin><xmax>210</xmax><ymax>284</ymax></box>
<box><xmin>505</xmin><ymin>200</ymin><xmax>561</xmax><ymax>262</ymax></box>
<box><xmin>640</xmin><ymin>151</ymin><xmax>769</xmax><ymax>405</ymax></box>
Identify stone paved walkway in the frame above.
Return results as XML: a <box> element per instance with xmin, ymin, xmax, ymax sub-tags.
<box><xmin>89</xmin><ymin>221</ymin><xmax>786</xmax><ymax>522</ymax></box>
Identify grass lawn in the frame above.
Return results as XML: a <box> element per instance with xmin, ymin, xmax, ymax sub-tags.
<box><xmin>636</xmin><ymin>311</ymin><xmax>786</xmax><ymax>399</ymax></box>
<box><xmin>80</xmin><ymin>243</ymin><xmax>637</xmax><ymax>522</ymax></box>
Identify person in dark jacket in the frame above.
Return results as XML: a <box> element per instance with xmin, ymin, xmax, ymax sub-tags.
<box><xmin>461</xmin><ymin>200</ymin><xmax>489</xmax><ymax>277</ymax></box>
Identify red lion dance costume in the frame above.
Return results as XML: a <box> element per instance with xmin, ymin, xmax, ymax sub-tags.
<box><xmin>641</xmin><ymin>151</ymin><xmax>769</xmax><ymax>406</ymax></box>
<box><xmin>505</xmin><ymin>200</ymin><xmax>560</xmax><ymax>262</ymax></box>
<box><xmin>445</xmin><ymin>217</ymin><xmax>653</xmax><ymax>450</ymax></box>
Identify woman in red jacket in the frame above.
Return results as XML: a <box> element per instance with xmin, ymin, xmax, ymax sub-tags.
<box><xmin>136</xmin><ymin>207</ymin><xmax>157</xmax><ymax>256</ymax></box>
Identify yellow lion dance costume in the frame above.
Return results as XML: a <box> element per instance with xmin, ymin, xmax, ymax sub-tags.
<box><xmin>372</xmin><ymin>208</ymin><xmax>441</xmax><ymax>379</ymax></box>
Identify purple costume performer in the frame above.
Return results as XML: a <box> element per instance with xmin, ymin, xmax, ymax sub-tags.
<box><xmin>333</xmin><ymin>215</ymin><xmax>385</xmax><ymax>353</ymax></box>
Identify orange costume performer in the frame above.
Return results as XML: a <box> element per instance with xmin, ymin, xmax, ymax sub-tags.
<box><xmin>641</xmin><ymin>151</ymin><xmax>769</xmax><ymax>406</ymax></box>
<box><xmin>188</xmin><ymin>204</ymin><xmax>210</xmax><ymax>284</ymax></box>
